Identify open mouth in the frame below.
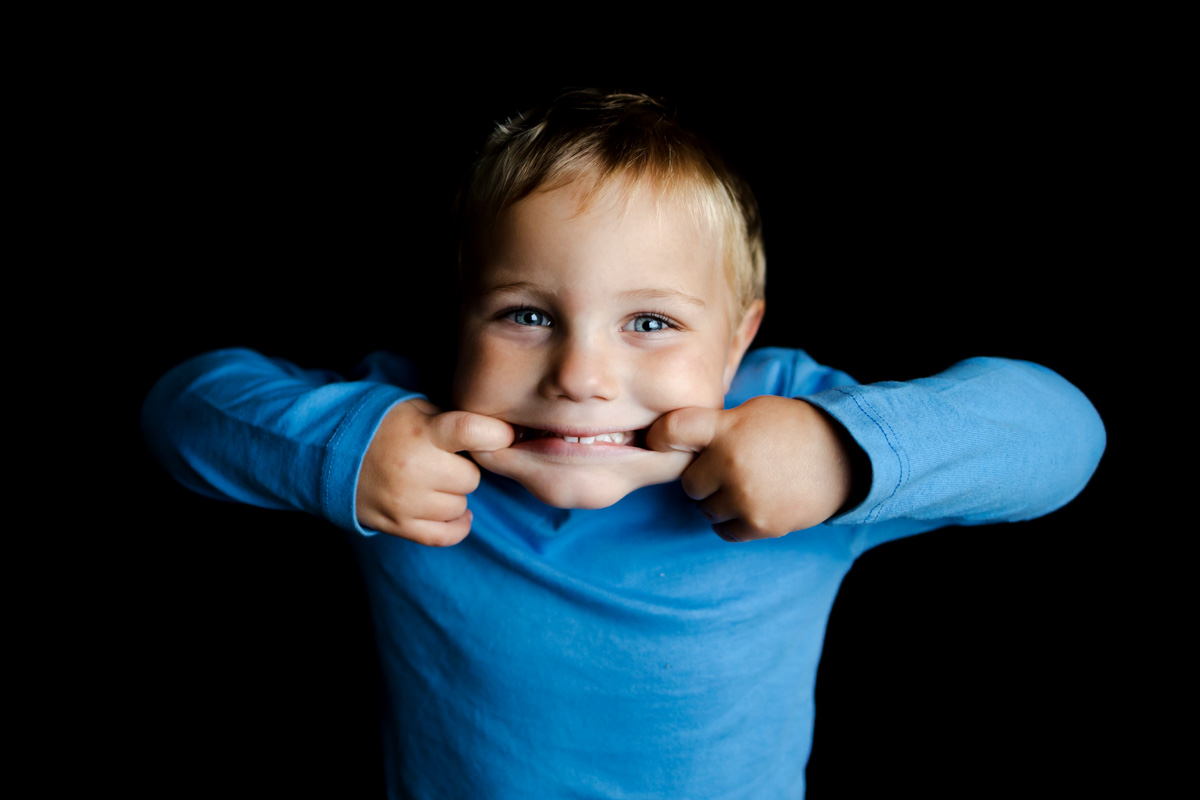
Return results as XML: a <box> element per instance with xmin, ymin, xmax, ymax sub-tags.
<box><xmin>512</xmin><ymin>426</ymin><xmax>648</xmax><ymax>448</ymax></box>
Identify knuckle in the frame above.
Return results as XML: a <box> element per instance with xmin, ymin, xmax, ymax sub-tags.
<box><xmin>390</xmin><ymin>401</ymin><xmax>433</xmax><ymax>436</ymax></box>
<box><xmin>717</xmin><ymin>448</ymin><xmax>741</xmax><ymax>474</ymax></box>
<box><xmin>742</xmin><ymin>507</ymin><xmax>773</xmax><ymax>535</ymax></box>
<box><xmin>444</xmin><ymin>530</ymin><xmax>472</xmax><ymax>547</ymax></box>
<box><xmin>397</xmin><ymin>523</ymin><xmax>442</xmax><ymax>547</ymax></box>
<box><xmin>448</xmin><ymin>458</ymin><xmax>482</xmax><ymax>493</ymax></box>
<box><xmin>429</xmin><ymin>521</ymin><xmax>471</xmax><ymax>548</ymax></box>
<box><xmin>742</xmin><ymin>394</ymin><xmax>770</xmax><ymax>410</ymax></box>
<box><xmin>447</xmin><ymin>412</ymin><xmax>492</xmax><ymax>450</ymax></box>
<box><xmin>660</xmin><ymin>410</ymin><xmax>686</xmax><ymax>438</ymax></box>
<box><xmin>386</xmin><ymin>452</ymin><xmax>415</xmax><ymax>481</ymax></box>
<box><xmin>422</xmin><ymin>533</ymin><xmax>454</xmax><ymax>548</ymax></box>
<box><xmin>407</xmin><ymin>398</ymin><xmax>440</xmax><ymax>417</ymax></box>
<box><xmin>452</xmin><ymin>412</ymin><xmax>480</xmax><ymax>441</ymax></box>
<box><xmin>665</xmin><ymin>407</ymin><xmax>701</xmax><ymax>437</ymax></box>
<box><xmin>753</xmin><ymin>516</ymin><xmax>789</xmax><ymax>538</ymax></box>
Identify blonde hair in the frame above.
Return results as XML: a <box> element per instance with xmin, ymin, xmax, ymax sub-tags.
<box><xmin>456</xmin><ymin>90</ymin><xmax>765</xmax><ymax>317</ymax></box>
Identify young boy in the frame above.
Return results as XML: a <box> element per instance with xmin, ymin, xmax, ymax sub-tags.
<box><xmin>143</xmin><ymin>90</ymin><xmax>1105</xmax><ymax>798</ymax></box>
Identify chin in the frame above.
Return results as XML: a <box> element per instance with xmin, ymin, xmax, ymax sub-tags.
<box><xmin>519</xmin><ymin>475</ymin><xmax>636</xmax><ymax>510</ymax></box>
<box><xmin>471</xmin><ymin>448</ymin><xmax>692</xmax><ymax>511</ymax></box>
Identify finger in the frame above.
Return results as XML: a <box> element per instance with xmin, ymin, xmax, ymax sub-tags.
<box><xmin>696</xmin><ymin>486</ymin><xmax>790</xmax><ymax>542</ymax></box>
<box><xmin>366</xmin><ymin>444</ymin><xmax>481</xmax><ymax>499</ymax></box>
<box><xmin>431</xmin><ymin>411</ymin><xmax>515</xmax><ymax>454</ymax></box>
<box><xmin>679</xmin><ymin>450</ymin><xmax>723</xmax><ymax>501</ymax></box>
<box><xmin>645</xmin><ymin>407</ymin><xmax>721</xmax><ymax>454</ymax></box>
<box><xmin>694</xmin><ymin>487</ymin><xmax>738</xmax><ymax>525</ymax></box>
<box><xmin>434</xmin><ymin>454</ymin><xmax>483</xmax><ymax>496</ymax></box>
<box><xmin>395</xmin><ymin>510</ymin><xmax>474</xmax><ymax>548</ymax></box>
<box><xmin>709</xmin><ymin>509</ymin><xmax>791</xmax><ymax>543</ymax></box>
<box><xmin>411</xmin><ymin>491</ymin><xmax>470</xmax><ymax>524</ymax></box>
<box><xmin>712</xmin><ymin>519</ymin><xmax>751</xmax><ymax>544</ymax></box>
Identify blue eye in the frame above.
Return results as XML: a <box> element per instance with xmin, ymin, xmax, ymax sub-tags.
<box><xmin>625</xmin><ymin>315</ymin><xmax>673</xmax><ymax>333</ymax></box>
<box><xmin>508</xmin><ymin>309</ymin><xmax>552</xmax><ymax>327</ymax></box>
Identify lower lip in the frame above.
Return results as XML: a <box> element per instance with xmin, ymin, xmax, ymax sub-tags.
<box><xmin>511</xmin><ymin>437</ymin><xmax>645</xmax><ymax>458</ymax></box>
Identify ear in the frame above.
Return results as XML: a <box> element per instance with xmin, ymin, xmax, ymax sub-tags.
<box><xmin>723</xmin><ymin>299</ymin><xmax>765</xmax><ymax>391</ymax></box>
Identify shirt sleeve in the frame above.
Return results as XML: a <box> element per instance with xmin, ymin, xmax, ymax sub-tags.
<box><xmin>141</xmin><ymin>347</ymin><xmax>424</xmax><ymax>535</ymax></box>
<box><xmin>803</xmin><ymin>357</ymin><xmax>1105</xmax><ymax>554</ymax></box>
<box><xmin>729</xmin><ymin>348</ymin><xmax>1106</xmax><ymax>556</ymax></box>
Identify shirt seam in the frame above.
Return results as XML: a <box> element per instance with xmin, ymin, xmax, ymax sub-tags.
<box><xmin>320</xmin><ymin>387</ymin><xmax>379</xmax><ymax>522</ymax></box>
<box><xmin>833</xmin><ymin>386</ymin><xmax>908</xmax><ymax>524</ymax></box>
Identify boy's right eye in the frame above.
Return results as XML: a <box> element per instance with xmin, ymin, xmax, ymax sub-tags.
<box><xmin>507</xmin><ymin>309</ymin><xmax>553</xmax><ymax>327</ymax></box>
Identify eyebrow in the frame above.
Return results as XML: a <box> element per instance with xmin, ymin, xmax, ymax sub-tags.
<box><xmin>620</xmin><ymin>288</ymin><xmax>707</xmax><ymax>308</ymax></box>
<box><xmin>484</xmin><ymin>280</ymin><xmax>550</xmax><ymax>296</ymax></box>
<box><xmin>481</xmin><ymin>281</ymin><xmax>707</xmax><ymax>309</ymax></box>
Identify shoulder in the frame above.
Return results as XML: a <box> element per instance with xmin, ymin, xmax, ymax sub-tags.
<box><xmin>726</xmin><ymin>348</ymin><xmax>858</xmax><ymax>408</ymax></box>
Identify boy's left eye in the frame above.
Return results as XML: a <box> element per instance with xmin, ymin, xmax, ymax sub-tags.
<box><xmin>623</xmin><ymin>315</ymin><xmax>673</xmax><ymax>333</ymax></box>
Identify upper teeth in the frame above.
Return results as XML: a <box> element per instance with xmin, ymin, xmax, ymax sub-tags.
<box><xmin>562</xmin><ymin>432</ymin><xmax>632</xmax><ymax>445</ymax></box>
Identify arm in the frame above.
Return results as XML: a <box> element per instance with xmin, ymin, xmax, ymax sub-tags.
<box><xmin>804</xmin><ymin>356</ymin><xmax>1105</xmax><ymax>553</ymax></box>
<box><xmin>141</xmin><ymin>348</ymin><xmax>420</xmax><ymax>535</ymax></box>
<box><xmin>143</xmin><ymin>348</ymin><xmax>514</xmax><ymax>543</ymax></box>
<box><xmin>650</xmin><ymin>350</ymin><xmax>1105</xmax><ymax>548</ymax></box>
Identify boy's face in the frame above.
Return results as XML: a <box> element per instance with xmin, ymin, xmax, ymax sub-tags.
<box><xmin>454</xmin><ymin>179</ymin><xmax>762</xmax><ymax>509</ymax></box>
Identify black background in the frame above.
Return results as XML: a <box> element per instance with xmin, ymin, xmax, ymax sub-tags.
<box><xmin>100</xmin><ymin>56</ymin><xmax>1153</xmax><ymax>797</ymax></box>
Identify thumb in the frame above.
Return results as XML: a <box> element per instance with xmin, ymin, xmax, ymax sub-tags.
<box><xmin>645</xmin><ymin>407</ymin><xmax>721</xmax><ymax>454</ymax></box>
<box><xmin>431</xmin><ymin>411</ymin><xmax>515</xmax><ymax>453</ymax></box>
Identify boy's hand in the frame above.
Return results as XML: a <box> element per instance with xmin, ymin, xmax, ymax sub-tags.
<box><xmin>645</xmin><ymin>396</ymin><xmax>857</xmax><ymax>542</ymax></box>
<box><xmin>356</xmin><ymin>398</ymin><xmax>514</xmax><ymax>546</ymax></box>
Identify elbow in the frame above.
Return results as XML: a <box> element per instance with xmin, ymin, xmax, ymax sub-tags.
<box><xmin>140</xmin><ymin>349</ymin><xmax>252</xmax><ymax>491</ymax></box>
<box><xmin>1020</xmin><ymin>361</ymin><xmax>1107</xmax><ymax>517</ymax></box>
<box><xmin>1062</xmin><ymin>388</ymin><xmax>1106</xmax><ymax>507</ymax></box>
<box><xmin>952</xmin><ymin>358</ymin><xmax>1106</xmax><ymax>520</ymax></box>
<box><xmin>141</xmin><ymin>358</ymin><xmax>202</xmax><ymax>490</ymax></box>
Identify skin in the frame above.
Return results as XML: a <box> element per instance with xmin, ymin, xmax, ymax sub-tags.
<box><xmin>357</xmin><ymin>177</ymin><xmax>853</xmax><ymax>546</ymax></box>
<box><xmin>454</xmin><ymin>180</ymin><xmax>762</xmax><ymax>510</ymax></box>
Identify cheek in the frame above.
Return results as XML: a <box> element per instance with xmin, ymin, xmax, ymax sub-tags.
<box><xmin>453</xmin><ymin>335</ymin><xmax>518</xmax><ymax>412</ymax></box>
<box><xmin>633</xmin><ymin>340</ymin><xmax>730</xmax><ymax>410</ymax></box>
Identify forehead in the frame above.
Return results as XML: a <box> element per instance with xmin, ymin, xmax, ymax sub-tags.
<box><xmin>480</xmin><ymin>178</ymin><xmax>732</xmax><ymax>304</ymax></box>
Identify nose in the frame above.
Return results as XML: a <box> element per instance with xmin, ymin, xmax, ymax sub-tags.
<box><xmin>540</xmin><ymin>332</ymin><xmax>621</xmax><ymax>402</ymax></box>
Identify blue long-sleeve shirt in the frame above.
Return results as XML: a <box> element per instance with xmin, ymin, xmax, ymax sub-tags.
<box><xmin>142</xmin><ymin>347</ymin><xmax>1104</xmax><ymax>799</ymax></box>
